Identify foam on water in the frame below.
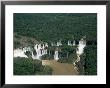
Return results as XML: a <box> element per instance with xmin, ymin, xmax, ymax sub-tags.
<box><xmin>14</xmin><ymin>48</ymin><xmax>28</xmax><ymax>58</ymax></box>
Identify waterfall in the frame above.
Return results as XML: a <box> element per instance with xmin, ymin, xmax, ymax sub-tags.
<box><xmin>42</xmin><ymin>49</ymin><xmax>45</xmax><ymax>55</ymax></box>
<box><xmin>74</xmin><ymin>38</ymin><xmax>86</xmax><ymax>66</ymax></box>
<box><xmin>68</xmin><ymin>40</ymin><xmax>72</xmax><ymax>46</ymax></box>
<box><xmin>14</xmin><ymin>48</ymin><xmax>28</xmax><ymax>58</ymax></box>
<box><xmin>14</xmin><ymin>43</ymin><xmax>48</xmax><ymax>60</ymax></box>
<box><xmin>54</xmin><ymin>50</ymin><xmax>59</xmax><ymax>61</ymax></box>
<box><xmin>14</xmin><ymin>38</ymin><xmax>85</xmax><ymax>62</ymax></box>
<box><xmin>33</xmin><ymin>44</ymin><xmax>42</xmax><ymax>59</ymax></box>
<box><xmin>57</xmin><ymin>40</ymin><xmax>62</xmax><ymax>46</ymax></box>
<box><xmin>42</xmin><ymin>44</ymin><xmax>45</xmax><ymax>49</ymax></box>
<box><xmin>51</xmin><ymin>42</ymin><xmax>54</xmax><ymax>46</ymax></box>
<box><xmin>45</xmin><ymin>49</ymin><xmax>47</xmax><ymax>54</ymax></box>
<box><xmin>68</xmin><ymin>40</ymin><xmax>75</xmax><ymax>46</ymax></box>
<box><xmin>33</xmin><ymin>44</ymin><xmax>40</xmax><ymax>59</ymax></box>
<box><xmin>68</xmin><ymin>40</ymin><xmax>70</xmax><ymax>46</ymax></box>
<box><xmin>31</xmin><ymin>43</ymin><xmax>48</xmax><ymax>60</ymax></box>
<box><xmin>45</xmin><ymin>43</ymin><xmax>48</xmax><ymax>47</ymax></box>
<box><xmin>73</xmin><ymin>41</ymin><xmax>75</xmax><ymax>46</ymax></box>
<box><xmin>77</xmin><ymin>39</ymin><xmax>86</xmax><ymax>55</ymax></box>
<box><xmin>51</xmin><ymin>40</ymin><xmax>62</xmax><ymax>47</ymax></box>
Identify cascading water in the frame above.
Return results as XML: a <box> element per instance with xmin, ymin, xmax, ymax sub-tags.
<box><xmin>14</xmin><ymin>48</ymin><xmax>29</xmax><ymax>58</ymax></box>
<box><xmin>68</xmin><ymin>40</ymin><xmax>75</xmax><ymax>46</ymax></box>
<box><xmin>54</xmin><ymin>50</ymin><xmax>59</xmax><ymax>61</ymax></box>
<box><xmin>74</xmin><ymin>38</ymin><xmax>86</xmax><ymax>66</ymax></box>
<box><xmin>68</xmin><ymin>40</ymin><xmax>71</xmax><ymax>46</ymax></box>
<box><xmin>14</xmin><ymin>43</ymin><xmax>48</xmax><ymax>60</ymax></box>
<box><xmin>14</xmin><ymin>38</ymin><xmax>85</xmax><ymax>63</ymax></box>
<box><xmin>73</xmin><ymin>41</ymin><xmax>75</xmax><ymax>46</ymax></box>
<box><xmin>33</xmin><ymin>43</ymin><xmax>48</xmax><ymax>60</ymax></box>
<box><xmin>57</xmin><ymin>40</ymin><xmax>62</xmax><ymax>46</ymax></box>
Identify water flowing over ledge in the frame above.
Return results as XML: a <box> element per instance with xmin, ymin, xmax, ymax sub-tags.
<box><xmin>14</xmin><ymin>37</ymin><xmax>86</xmax><ymax>64</ymax></box>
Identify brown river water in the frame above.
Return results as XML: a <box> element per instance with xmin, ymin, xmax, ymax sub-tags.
<box><xmin>42</xmin><ymin>60</ymin><xmax>79</xmax><ymax>75</ymax></box>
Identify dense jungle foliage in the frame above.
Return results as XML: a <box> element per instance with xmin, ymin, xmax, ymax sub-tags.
<box><xmin>14</xmin><ymin>58</ymin><xmax>53</xmax><ymax>75</ymax></box>
<box><xmin>14</xmin><ymin>13</ymin><xmax>97</xmax><ymax>46</ymax></box>
<box><xmin>84</xmin><ymin>45</ymin><xmax>97</xmax><ymax>75</ymax></box>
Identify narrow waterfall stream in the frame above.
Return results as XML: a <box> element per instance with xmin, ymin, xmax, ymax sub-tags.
<box><xmin>74</xmin><ymin>38</ymin><xmax>86</xmax><ymax>68</ymax></box>
<box><xmin>54</xmin><ymin>50</ymin><xmax>59</xmax><ymax>61</ymax></box>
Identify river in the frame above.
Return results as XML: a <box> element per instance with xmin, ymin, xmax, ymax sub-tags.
<box><xmin>42</xmin><ymin>60</ymin><xmax>79</xmax><ymax>75</ymax></box>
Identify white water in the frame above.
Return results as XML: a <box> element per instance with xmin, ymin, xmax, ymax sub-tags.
<box><xmin>68</xmin><ymin>40</ymin><xmax>71</xmax><ymax>46</ymax></box>
<box><xmin>51</xmin><ymin>42</ymin><xmax>55</xmax><ymax>46</ymax></box>
<box><xmin>33</xmin><ymin>43</ymin><xmax>48</xmax><ymax>60</ymax></box>
<box><xmin>76</xmin><ymin>39</ymin><xmax>86</xmax><ymax>55</ymax></box>
<box><xmin>14</xmin><ymin>43</ymin><xmax>48</xmax><ymax>60</ymax></box>
<box><xmin>14</xmin><ymin>38</ymin><xmax>85</xmax><ymax>62</ymax></box>
<box><xmin>57</xmin><ymin>40</ymin><xmax>62</xmax><ymax>46</ymax></box>
<box><xmin>14</xmin><ymin>48</ymin><xmax>28</xmax><ymax>58</ymax></box>
<box><xmin>68</xmin><ymin>40</ymin><xmax>76</xmax><ymax>46</ymax></box>
<box><xmin>54</xmin><ymin>50</ymin><xmax>59</xmax><ymax>61</ymax></box>
<box><xmin>73</xmin><ymin>41</ymin><xmax>75</xmax><ymax>46</ymax></box>
<box><xmin>51</xmin><ymin>40</ymin><xmax>62</xmax><ymax>46</ymax></box>
<box><xmin>74</xmin><ymin>38</ymin><xmax>86</xmax><ymax>65</ymax></box>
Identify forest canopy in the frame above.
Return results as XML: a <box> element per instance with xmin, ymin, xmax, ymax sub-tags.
<box><xmin>14</xmin><ymin>13</ymin><xmax>97</xmax><ymax>43</ymax></box>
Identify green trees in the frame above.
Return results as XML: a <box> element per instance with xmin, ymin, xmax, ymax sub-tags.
<box><xmin>14</xmin><ymin>13</ymin><xmax>97</xmax><ymax>43</ymax></box>
<box><xmin>14</xmin><ymin>58</ymin><xmax>36</xmax><ymax>75</ymax></box>
<box><xmin>14</xmin><ymin>57</ymin><xmax>53</xmax><ymax>75</ymax></box>
<box><xmin>84</xmin><ymin>45</ymin><xmax>97</xmax><ymax>75</ymax></box>
<box><xmin>58</xmin><ymin>45</ymin><xmax>77</xmax><ymax>63</ymax></box>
